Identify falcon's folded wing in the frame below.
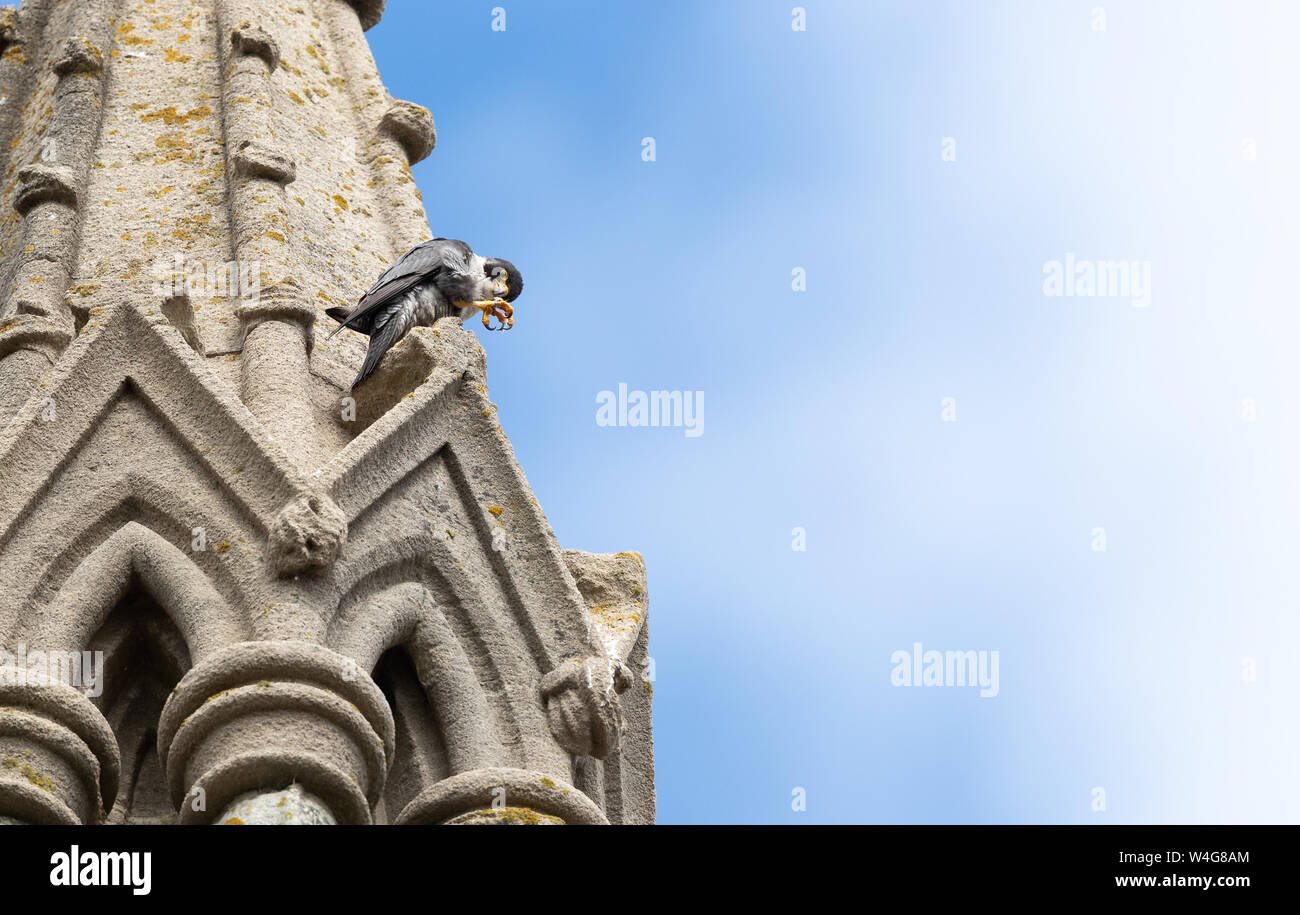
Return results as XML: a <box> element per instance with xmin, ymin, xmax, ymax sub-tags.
<box><xmin>326</xmin><ymin>237</ymin><xmax>474</xmax><ymax>338</ymax></box>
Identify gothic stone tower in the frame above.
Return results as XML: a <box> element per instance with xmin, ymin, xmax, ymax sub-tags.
<box><xmin>0</xmin><ymin>0</ymin><xmax>653</xmax><ymax>825</ymax></box>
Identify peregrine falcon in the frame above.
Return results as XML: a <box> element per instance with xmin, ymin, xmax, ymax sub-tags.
<box><xmin>326</xmin><ymin>237</ymin><xmax>523</xmax><ymax>389</ymax></box>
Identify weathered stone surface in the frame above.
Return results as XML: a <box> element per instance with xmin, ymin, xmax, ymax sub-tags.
<box><xmin>231</xmin><ymin>139</ymin><xmax>297</xmax><ymax>184</ymax></box>
<box><xmin>347</xmin><ymin>0</ymin><xmax>387</xmax><ymax>32</ymax></box>
<box><xmin>540</xmin><ymin>657</ymin><xmax>632</xmax><ymax>760</ymax></box>
<box><xmin>229</xmin><ymin>24</ymin><xmax>280</xmax><ymax>71</ymax></box>
<box><xmin>0</xmin><ymin>0</ymin><xmax>651</xmax><ymax>826</ymax></box>
<box><xmin>380</xmin><ymin>100</ymin><xmax>437</xmax><ymax>165</ymax></box>
<box><xmin>267</xmin><ymin>493</ymin><xmax>348</xmax><ymax>577</ymax></box>
<box><xmin>0</xmin><ymin>7</ymin><xmax>18</xmax><ymax>49</ymax></box>
<box><xmin>14</xmin><ymin>163</ymin><xmax>78</xmax><ymax>214</ymax></box>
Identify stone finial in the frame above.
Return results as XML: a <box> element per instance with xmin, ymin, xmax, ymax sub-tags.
<box><xmin>230</xmin><ymin>24</ymin><xmax>280</xmax><ymax>71</ymax></box>
<box><xmin>14</xmin><ymin>164</ymin><xmax>78</xmax><ymax>215</ymax></box>
<box><xmin>380</xmin><ymin>100</ymin><xmax>436</xmax><ymax>164</ymax></box>
<box><xmin>539</xmin><ymin>657</ymin><xmax>633</xmax><ymax>759</ymax></box>
<box><xmin>52</xmin><ymin>36</ymin><xmax>103</xmax><ymax>77</ymax></box>
<box><xmin>266</xmin><ymin>493</ymin><xmax>347</xmax><ymax>577</ymax></box>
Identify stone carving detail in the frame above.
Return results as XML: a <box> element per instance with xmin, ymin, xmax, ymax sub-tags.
<box><xmin>230</xmin><ymin>24</ymin><xmax>280</xmax><ymax>71</ymax></box>
<box><xmin>0</xmin><ymin>0</ymin><xmax>651</xmax><ymax>826</ymax></box>
<box><xmin>267</xmin><ymin>493</ymin><xmax>348</xmax><ymax>577</ymax></box>
<box><xmin>231</xmin><ymin>139</ymin><xmax>297</xmax><ymax>184</ymax></box>
<box><xmin>0</xmin><ymin>4</ymin><xmax>111</xmax><ymax>425</ymax></box>
<box><xmin>0</xmin><ymin>681</ymin><xmax>120</xmax><ymax>825</ymax></box>
<box><xmin>540</xmin><ymin>657</ymin><xmax>633</xmax><ymax>759</ymax></box>
<box><xmin>13</xmin><ymin>163</ymin><xmax>78</xmax><ymax>214</ymax></box>
<box><xmin>157</xmin><ymin>641</ymin><xmax>394</xmax><ymax>825</ymax></box>
<box><xmin>51</xmin><ymin>36</ymin><xmax>103</xmax><ymax>77</ymax></box>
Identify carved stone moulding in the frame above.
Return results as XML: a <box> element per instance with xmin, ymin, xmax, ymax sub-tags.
<box><xmin>239</xmin><ymin>284</ymin><xmax>316</xmax><ymax>350</ymax></box>
<box><xmin>0</xmin><ymin>314</ymin><xmax>73</xmax><ymax>362</ymax></box>
<box><xmin>231</xmin><ymin>139</ymin><xmax>297</xmax><ymax>185</ymax></box>
<box><xmin>52</xmin><ymin>36</ymin><xmax>104</xmax><ymax>79</ymax></box>
<box><xmin>156</xmin><ymin>641</ymin><xmax>394</xmax><ymax>825</ymax></box>
<box><xmin>393</xmin><ymin>767</ymin><xmax>609</xmax><ymax>825</ymax></box>
<box><xmin>0</xmin><ymin>680</ymin><xmax>120</xmax><ymax>825</ymax></box>
<box><xmin>13</xmin><ymin>163</ymin><xmax>79</xmax><ymax>215</ymax></box>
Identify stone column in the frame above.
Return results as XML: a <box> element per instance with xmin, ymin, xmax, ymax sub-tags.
<box><xmin>0</xmin><ymin>29</ymin><xmax>110</xmax><ymax>425</ymax></box>
<box><xmin>239</xmin><ymin>284</ymin><xmax>317</xmax><ymax>453</ymax></box>
<box><xmin>0</xmin><ymin>680</ymin><xmax>119</xmax><ymax>825</ymax></box>
<box><xmin>393</xmin><ymin>768</ymin><xmax>608</xmax><ymax>825</ymax></box>
<box><xmin>216</xmin><ymin>11</ymin><xmax>317</xmax><ymax>462</ymax></box>
<box><xmin>156</xmin><ymin>641</ymin><xmax>392</xmax><ymax>825</ymax></box>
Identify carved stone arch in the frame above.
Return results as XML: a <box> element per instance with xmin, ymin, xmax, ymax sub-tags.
<box><xmin>341</xmin><ymin>441</ymin><xmax>563</xmax><ymax>670</ymax></box>
<box><xmin>16</xmin><ymin>481</ymin><xmax>260</xmax><ymax>633</ymax></box>
<box><xmin>25</xmin><ymin>521</ymin><xmax>246</xmax><ymax>663</ymax></box>
<box><xmin>329</xmin><ymin>573</ymin><xmax>513</xmax><ymax>772</ymax></box>
<box><xmin>328</xmin><ymin>536</ymin><xmax>571</xmax><ymax>768</ymax></box>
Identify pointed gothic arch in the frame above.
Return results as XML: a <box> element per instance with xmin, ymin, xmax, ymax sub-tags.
<box><xmin>27</xmin><ymin>521</ymin><xmax>246</xmax><ymax>662</ymax></box>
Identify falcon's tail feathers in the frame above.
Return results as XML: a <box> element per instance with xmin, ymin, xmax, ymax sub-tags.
<box><xmin>351</xmin><ymin>315</ymin><xmax>404</xmax><ymax>389</ymax></box>
<box><xmin>325</xmin><ymin>306</ymin><xmax>353</xmax><ymax>340</ymax></box>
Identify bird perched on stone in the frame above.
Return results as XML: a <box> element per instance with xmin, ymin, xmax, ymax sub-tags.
<box><xmin>326</xmin><ymin>237</ymin><xmax>523</xmax><ymax>389</ymax></box>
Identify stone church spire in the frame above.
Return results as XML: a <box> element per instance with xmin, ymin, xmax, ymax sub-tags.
<box><xmin>0</xmin><ymin>0</ymin><xmax>652</xmax><ymax>825</ymax></box>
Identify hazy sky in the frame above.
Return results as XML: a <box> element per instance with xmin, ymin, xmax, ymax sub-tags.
<box><xmin>368</xmin><ymin>1</ymin><xmax>1300</xmax><ymax>823</ymax></box>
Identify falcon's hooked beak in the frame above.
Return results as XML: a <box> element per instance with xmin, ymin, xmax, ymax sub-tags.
<box><xmin>485</xmin><ymin>257</ymin><xmax>524</xmax><ymax>303</ymax></box>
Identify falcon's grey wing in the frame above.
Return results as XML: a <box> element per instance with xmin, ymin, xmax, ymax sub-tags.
<box><xmin>327</xmin><ymin>238</ymin><xmax>474</xmax><ymax>338</ymax></box>
<box><xmin>352</xmin><ymin>299</ymin><xmax>419</xmax><ymax>388</ymax></box>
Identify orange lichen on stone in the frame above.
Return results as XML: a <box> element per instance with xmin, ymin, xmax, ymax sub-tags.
<box><xmin>141</xmin><ymin>105</ymin><xmax>211</xmax><ymax>126</ymax></box>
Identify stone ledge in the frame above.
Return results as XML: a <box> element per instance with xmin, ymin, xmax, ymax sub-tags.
<box><xmin>0</xmin><ymin>313</ymin><xmax>72</xmax><ymax>360</ymax></box>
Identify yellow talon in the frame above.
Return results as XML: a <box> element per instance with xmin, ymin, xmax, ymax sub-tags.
<box><xmin>477</xmin><ymin>299</ymin><xmax>513</xmax><ymax>331</ymax></box>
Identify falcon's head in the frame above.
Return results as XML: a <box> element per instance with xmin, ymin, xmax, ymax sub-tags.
<box><xmin>485</xmin><ymin>258</ymin><xmax>524</xmax><ymax>303</ymax></box>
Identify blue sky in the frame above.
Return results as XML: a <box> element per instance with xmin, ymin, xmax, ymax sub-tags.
<box><xmin>368</xmin><ymin>2</ymin><xmax>1300</xmax><ymax>823</ymax></box>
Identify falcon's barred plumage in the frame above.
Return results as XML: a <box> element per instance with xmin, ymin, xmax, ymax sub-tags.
<box><xmin>326</xmin><ymin>237</ymin><xmax>523</xmax><ymax>389</ymax></box>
